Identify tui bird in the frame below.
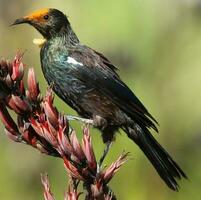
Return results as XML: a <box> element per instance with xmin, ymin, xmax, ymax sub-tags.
<box><xmin>12</xmin><ymin>8</ymin><xmax>187</xmax><ymax>190</ymax></box>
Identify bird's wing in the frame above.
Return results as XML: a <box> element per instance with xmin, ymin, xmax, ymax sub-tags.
<box><xmin>59</xmin><ymin>45</ymin><xmax>158</xmax><ymax>131</ymax></box>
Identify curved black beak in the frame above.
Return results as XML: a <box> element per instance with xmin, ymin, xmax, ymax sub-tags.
<box><xmin>11</xmin><ymin>17</ymin><xmax>29</xmax><ymax>26</ymax></box>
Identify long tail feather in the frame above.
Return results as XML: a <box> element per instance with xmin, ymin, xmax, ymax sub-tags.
<box><xmin>124</xmin><ymin>124</ymin><xmax>187</xmax><ymax>191</ymax></box>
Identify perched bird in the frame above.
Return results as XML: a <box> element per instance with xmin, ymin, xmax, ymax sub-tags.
<box><xmin>12</xmin><ymin>8</ymin><xmax>187</xmax><ymax>190</ymax></box>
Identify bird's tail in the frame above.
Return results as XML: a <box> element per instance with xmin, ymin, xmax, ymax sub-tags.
<box><xmin>123</xmin><ymin>124</ymin><xmax>187</xmax><ymax>191</ymax></box>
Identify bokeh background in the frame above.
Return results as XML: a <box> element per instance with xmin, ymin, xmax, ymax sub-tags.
<box><xmin>0</xmin><ymin>0</ymin><xmax>201</xmax><ymax>199</ymax></box>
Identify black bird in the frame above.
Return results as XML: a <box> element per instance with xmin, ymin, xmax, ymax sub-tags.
<box><xmin>12</xmin><ymin>8</ymin><xmax>187</xmax><ymax>190</ymax></box>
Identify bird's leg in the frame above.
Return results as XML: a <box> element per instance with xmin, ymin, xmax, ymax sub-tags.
<box><xmin>98</xmin><ymin>141</ymin><xmax>113</xmax><ymax>168</ymax></box>
<box><xmin>66</xmin><ymin>115</ymin><xmax>94</xmax><ymax>125</ymax></box>
<box><xmin>93</xmin><ymin>115</ymin><xmax>113</xmax><ymax>168</ymax></box>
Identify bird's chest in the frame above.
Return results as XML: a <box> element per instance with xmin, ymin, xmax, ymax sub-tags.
<box><xmin>40</xmin><ymin>44</ymin><xmax>89</xmax><ymax>104</ymax></box>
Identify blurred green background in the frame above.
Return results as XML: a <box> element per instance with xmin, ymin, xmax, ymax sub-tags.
<box><xmin>0</xmin><ymin>0</ymin><xmax>200</xmax><ymax>199</ymax></box>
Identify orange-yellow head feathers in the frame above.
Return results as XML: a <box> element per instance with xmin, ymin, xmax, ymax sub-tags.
<box><xmin>12</xmin><ymin>8</ymin><xmax>69</xmax><ymax>39</ymax></box>
<box><xmin>24</xmin><ymin>8</ymin><xmax>50</xmax><ymax>22</ymax></box>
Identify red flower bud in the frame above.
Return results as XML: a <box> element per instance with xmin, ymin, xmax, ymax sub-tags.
<box><xmin>90</xmin><ymin>180</ymin><xmax>104</xmax><ymax>199</ymax></box>
<box><xmin>0</xmin><ymin>103</ymin><xmax>19</xmax><ymax>134</ymax></box>
<box><xmin>65</xmin><ymin>183</ymin><xmax>82</xmax><ymax>200</ymax></box>
<box><xmin>6</xmin><ymin>95</ymin><xmax>21</xmax><ymax>113</ymax></box>
<box><xmin>5</xmin><ymin>74</ymin><xmax>13</xmax><ymax>89</ymax></box>
<box><xmin>57</xmin><ymin>121</ymin><xmax>73</xmax><ymax>156</ymax></box>
<box><xmin>102</xmin><ymin>152</ymin><xmax>129</xmax><ymax>184</ymax></box>
<box><xmin>41</xmin><ymin>174</ymin><xmax>56</xmax><ymax>200</ymax></box>
<box><xmin>82</xmin><ymin>127</ymin><xmax>97</xmax><ymax>171</ymax></box>
<box><xmin>5</xmin><ymin>129</ymin><xmax>21</xmax><ymax>142</ymax></box>
<box><xmin>11</xmin><ymin>95</ymin><xmax>32</xmax><ymax>113</ymax></box>
<box><xmin>43</xmin><ymin>90</ymin><xmax>58</xmax><ymax>129</ymax></box>
<box><xmin>11</xmin><ymin>60</ymin><xmax>24</xmax><ymax>81</ymax></box>
<box><xmin>64</xmin><ymin>158</ymin><xmax>84</xmax><ymax>180</ymax></box>
<box><xmin>27</xmin><ymin>68</ymin><xmax>40</xmax><ymax>101</ymax></box>
<box><xmin>70</xmin><ymin>130</ymin><xmax>85</xmax><ymax>162</ymax></box>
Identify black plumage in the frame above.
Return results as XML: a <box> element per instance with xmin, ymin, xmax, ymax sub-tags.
<box><xmin>13</xmin><ymin>8</ymin><xmax>187</xmax><ymax>190</ymax></box>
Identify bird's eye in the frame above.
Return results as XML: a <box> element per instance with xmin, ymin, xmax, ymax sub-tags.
<box><xmin>43</xmin><ymin>15</ymin><xmax>49</xmax><ymax>20</ymax></box>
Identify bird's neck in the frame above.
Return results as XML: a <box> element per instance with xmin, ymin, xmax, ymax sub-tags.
<box><xmin>65</xmin><ymin>24</ymin><xmax>80</xmax><ymax>45</ymax></box>
<box><xmin>51</xmin><ymin>24</ymin><xmax>80</xmax><ymax>46</ymax></box>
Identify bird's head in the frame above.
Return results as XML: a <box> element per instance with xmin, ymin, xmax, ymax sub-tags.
<box><xmin>12</xmin><ymin>8</ymin><xmax>69</xmax><ymax>39</ymax></box>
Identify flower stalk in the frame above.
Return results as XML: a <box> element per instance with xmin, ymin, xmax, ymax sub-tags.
<box><xmin>0</xmin><ymin>53</ymin><xmax>129</xmax><ymax>200</ymax></box>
